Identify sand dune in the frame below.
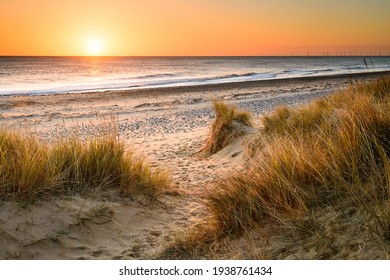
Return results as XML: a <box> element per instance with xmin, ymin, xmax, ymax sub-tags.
<box><xmin>0</xmin><ymin>72</ymin><xmax>388</xmax><ymax>259</ymax></box>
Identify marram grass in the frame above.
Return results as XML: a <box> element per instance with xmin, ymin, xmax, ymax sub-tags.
<box><xmin>209</xmin><ymin>77</ymin><xmax>390</xmax><ymax>239</ymax></box>
<box><xmin>0</xmin><ymin>124</ymin><xmax>170</xmax><ymax>201</ymax></box>
<box><xmin>201</xmin><ymin>99</ymin><xmax>253</xmax><ymax>155</ymax></box>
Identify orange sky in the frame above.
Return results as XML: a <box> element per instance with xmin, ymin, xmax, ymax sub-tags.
<box><xmin>1</xmin><ymin>0</ymin><xmax>389</xmax><ymax>56</ymax></box>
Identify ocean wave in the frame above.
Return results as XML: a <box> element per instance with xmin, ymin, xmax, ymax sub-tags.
<box><xmin>341</xmin><ymin>66</ymin><xmax>367</xmax><ymax>70</ymax></box>
<box><xmin>1</xmin><ymin>56</ymin><xmax>390</xmax><ymax>96</ymax></box>
<box><xmin>281</xmin><ymin>69</ymin><xmax>319</xmax><ymax>76</ymax></box>
<box><xmin>318</xmin><ymin>68</ymin><xmax>334</xmax><ymax>72</ymax></box>
<box><xmin>0</xmin><ymin>72</ymin><xmax>276</xmax><ymax>95</ymax></box>
<box><xmin>117</xmin><ymin>73</ymin><xmax>178</xmax><ymax>81</ymax></box>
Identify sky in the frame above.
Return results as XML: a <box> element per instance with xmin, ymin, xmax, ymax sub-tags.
<box><xmin>0</xmin><ymin>0</ymin><xmax>389</xmax><ymax>56</ymax></box>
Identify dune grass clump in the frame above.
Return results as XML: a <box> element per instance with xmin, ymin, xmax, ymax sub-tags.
<box><xmin>262</xmin><ymin>99</ymin><xmax>334</xmax><ymax>137</ymax></box>
<box><xmin>0</xmin><ymin>129</ymin><xmax>59</xmax><ymax>198</ymax></box>
<box><xmin>208</xmin><ymin>77</ymin><xmax>390</xmax><ymax>239</ymax></box>
<box><xmin>202</xmin><ymin>99</ymin><xmax>254</xmax><ymax>154</ymax></box>
<box><xmin>0</xmin><ymin>124</ymin><xmax>169</xmax><ymax>201</ymax></box>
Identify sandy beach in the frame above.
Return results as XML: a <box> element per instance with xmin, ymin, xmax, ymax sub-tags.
<box><xmin>0</xmin><ymin>71</ymin><xmax>389</xmax><ymax>259</ymax></box>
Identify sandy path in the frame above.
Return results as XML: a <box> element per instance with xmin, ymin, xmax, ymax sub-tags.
<box><xmin>0</xmin><ymin>127</ymin><xmax>241</xmax><ymax>259</ymax></box>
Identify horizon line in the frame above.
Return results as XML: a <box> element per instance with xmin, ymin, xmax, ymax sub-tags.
<box><xmin>1</xmin><ymin>54</ymin><xmax>390</xmax><ymax>58</ymax></box>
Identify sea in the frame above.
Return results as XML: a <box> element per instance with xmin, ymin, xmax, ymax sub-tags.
<box><xmin>0</xmin><ymin>56</ymin><xmax>389</xmax><ymax>96</ymax></box>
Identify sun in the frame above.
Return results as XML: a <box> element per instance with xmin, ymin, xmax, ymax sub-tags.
<box><xmin>86</xmin><ymin>38</ymin><xmax>103</xmax><ymax>56</ymax></box>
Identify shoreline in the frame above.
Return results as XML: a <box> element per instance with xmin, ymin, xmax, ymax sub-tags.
<box><xmin>111</xmin><ymin>69</ymin><xmax>390</xmax><ymax>96</ymax></box>
<box><xmin>1</xmin><ymin>70</ymin><xmax>390</xmax><ymax>100</ymax></box>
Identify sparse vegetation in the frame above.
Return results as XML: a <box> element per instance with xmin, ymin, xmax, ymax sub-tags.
<box><xmin>0</xmin><ymin>120</ymin><xmax>170</xmax><ymax>201</ymax></box>
<box><xmin>201</xmin><ymin>99</ymin><xmax>254</xmax><ymax>155</ymax></box>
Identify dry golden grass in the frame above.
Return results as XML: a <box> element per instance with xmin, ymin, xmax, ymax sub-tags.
<box><xmin>201</xmin><ymin>99</ymin><xmax>254</xmax><ymax>155</ymax></box>
<box><xmin>157</xmin><ymin>219</ymin><xmax>222</xmax><ymax>260</ymax></box>
<box><xmin>209</xmin><ymin>77</ymin><xmax>390</xmax><ymax>238</ymax></box>
<box><xmin>0</xmin><ymin>129</ymin><xmax>59</xmax><ymax>200</ymax></box>
<box><xmin>162</xmin><ymin>77</ymin><xmax>390</xmax><ymax>259</ymax></box>
<box><xmin>0</xmin><ymin>120</ymin><xmax>170</xmax><ymax>201</ymax></box>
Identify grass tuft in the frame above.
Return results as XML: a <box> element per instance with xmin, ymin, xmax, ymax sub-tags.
<box><xmin>201</xmin><ymin>99</ymin><xmax>254</xmax><ymax>155</ymax></box>
<box><xmin>0</xmin><ymin>129</ymin><xmax>59</xmax><ymax>199</ymax></box>
<box><xmin>0</xmin><ymin>121</ymin><xmax>170</xmax><ymax>201</ymax></box>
